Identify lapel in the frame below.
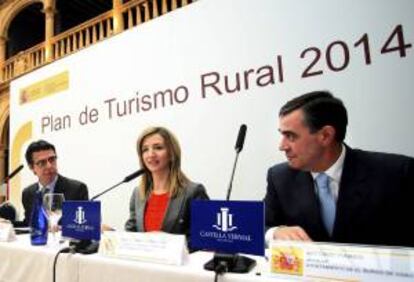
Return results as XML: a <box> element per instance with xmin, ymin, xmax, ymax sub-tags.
<box><xmin>53</xmin><ymin>175</ymin><xmax>65</xmax><ymax>194</ymax></box>
<box><xmin>28</xmin><ymin>183</ymin><xmax>40</xmax><ymax>205</ymax></box>
<box><xmin>333</xmin><ymin>147</ymin><xmax>369</xmax><ymax>237</ymax></box>
<box><xmin>161</xmin><ymin>190</ymin><xmax>186</xmax><ymax>232</ymax></box>
<box><xmin>136</xmin><ymin>191</ymin><xmax>146</xmax><ymax>232</ymax></box>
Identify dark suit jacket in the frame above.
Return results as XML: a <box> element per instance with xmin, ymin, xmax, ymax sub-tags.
<box><xmin>125</xmin><ymin>182</ymin><xmax>209</xmax><ymax>238</ymax></box>
<box><xmin>21</xmin><ymin>174</ymin><xmax>89</xmax><ymax>226</ymax></box>
<box><xmin>264</xmin><ymin>147</ymin><xmax>414</xmax><ymax>247</ymax></box>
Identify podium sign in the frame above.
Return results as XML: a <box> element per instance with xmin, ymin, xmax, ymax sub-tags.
<box><xmin>269</xmin><ymin>241</ymin><xmax>414</xmax><ymax>281</ymax></box>
<box><xmin>99</xmin><ymin>231</ymin><xmax>187</xmax><ymax>265</ymax></box>
<box><xmin>62</xmin><ymin>201</ymin><xmax>101</xmax><ymax>240</ymax></box>
<box><xmin>191</xmin><ymin>200</ymin><xmax>264</xmax><ymax>256</ymax></box>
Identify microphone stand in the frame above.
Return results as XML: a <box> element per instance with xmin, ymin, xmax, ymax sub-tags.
<box><xmin>204</xmin><ymin>125</ymin><xmax>256</xmax><ymax>274</ymax></box>
<box><xmin>90</xmin><ymin>180</ymin><xmax>126</xmax><ymax>201</ymax></box>
<box><xmin>225</xmin><ymin>151</ymin><xmax>240</xmax><ymax>201</ymax></box>
<box><xmin>69</xmin><ymin>169</ymin><xmax>145</xmax><ymax>254</ymax></box>
<box><xmin>92</xmin><ymin>169</ymin><xmax>145</xmax><ymax>201</ymax></box>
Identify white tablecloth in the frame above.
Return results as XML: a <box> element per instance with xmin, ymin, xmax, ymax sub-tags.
<box><xmin>0</xmin><ymin>235</ymin><xmax>78</xmax><ymax>282</ymax></box>
<box><xmin>0</xmin><ymin>234</ymin><xmax>272</xmax><ymax>282</ymax></box>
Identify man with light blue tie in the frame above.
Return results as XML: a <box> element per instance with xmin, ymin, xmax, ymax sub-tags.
<box><xmin>264</xmin><ymin>91</ymin><xmax>414</xmax><ymax>247</ymax></box>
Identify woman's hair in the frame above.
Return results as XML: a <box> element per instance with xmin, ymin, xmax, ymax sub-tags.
<box><xmin>136</xmin><ymin>126</ymin><xmax>189</xmax><ymax>198</ymax></box>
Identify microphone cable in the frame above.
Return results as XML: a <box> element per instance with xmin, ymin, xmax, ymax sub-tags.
<box><xmin>214</xmin><ymin>260</ymin><xmax>228</xmax><ymax>282</ymax></box>
<box><xmin>52</xmin><ymin>245</ymin><xmax>76</xmax><ymax>282</ymax></box>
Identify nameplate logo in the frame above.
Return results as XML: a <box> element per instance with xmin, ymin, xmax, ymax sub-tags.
<box><xmin>74</xmin><ymin>206</ymin><xmax>87</xmax><ymax>224</ymax></box>
<box><xmin>213</xmin><ymin>207</ymin><xmax>237</xmax><ymax>232</ymax></box>
<box><xmin>62</xmin><ymin>201</ymin><xmax>101</xmax><ymax>240</ymax></box>
<box><xmin>191</xmin><ymin>200</ymin><xmax>264</xmax><ymax>256</ymax></box>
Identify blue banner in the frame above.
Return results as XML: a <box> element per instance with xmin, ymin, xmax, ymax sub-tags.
<box><xmin>191</xmin><ymin>200</ymin><xmax>264</xmax><ymax>256</ymax></box>
<box><xmin>61</xmin><ymin>201</ymin><xmax>101</xmax><ymax>240</ymax></box>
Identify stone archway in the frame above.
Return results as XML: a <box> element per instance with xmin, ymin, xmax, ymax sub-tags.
<box><xmin>0</xmin><ymin>0</ymin><xmax>44</xmax><ymax>63</ymax></box>
<box><xmin>0</xmin><ymin>0</ymin><xmax>43</xmax><ymax>36</ymax></box>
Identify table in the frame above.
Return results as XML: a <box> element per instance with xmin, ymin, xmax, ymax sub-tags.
<box><xmin>0</xmin><ymin>235</ymin><xmax>78</xmax><ymax>282</ymax></box>
<box><xmin>0</xmin><ymin>234</ymin><xmax>271</xmax><ymax>282</ymax></box>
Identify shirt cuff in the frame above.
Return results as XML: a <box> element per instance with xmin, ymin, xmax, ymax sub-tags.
<box><xmin>265</xmin><ymin>226</ymin><xmax>278</xmax><ymax>246</ymax></box>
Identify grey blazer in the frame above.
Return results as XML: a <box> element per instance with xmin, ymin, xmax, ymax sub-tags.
<box><xmin>125</xmin><ymin>181</ymin><xmax>209</xmax><ymax>237</ymax></box>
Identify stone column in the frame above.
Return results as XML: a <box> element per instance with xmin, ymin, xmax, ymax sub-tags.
<box><xmin>113</xmin><ymin>0</ymin><xmax>124</xmax><ymax>34</ymax></box>
<box><xmin>0</xmin><ymin>35</ymin><xmax>6</xmax><ymax>75</ymax></box>
<box><xmin>43</xmin><ymin>0</ymin><xmax>55</xmax><ymax>62</ymax></box>
<box><xmin>0</xmin><ymin>147</ymin><xmax>5</xmax><ymax>203</ymax></box>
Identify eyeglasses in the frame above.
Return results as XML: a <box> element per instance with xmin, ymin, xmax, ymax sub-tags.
<box><xmin>34</xmin><ymin>155</ymin><xmax>57</xmax><ymax>168</ymax></box>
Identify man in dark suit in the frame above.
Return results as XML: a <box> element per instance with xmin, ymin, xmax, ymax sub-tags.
<box><xmin>264</xmin><ymin>91</ymin><xmax>414</xmax><ymax>247</ymax></box>
<box><xmin>21</xmin><ymin>140</ymin><xmax>89</xmax><ymax>226</ymax></box>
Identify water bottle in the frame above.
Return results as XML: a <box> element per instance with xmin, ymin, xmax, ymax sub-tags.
<box><xmin>30</xmin><ymin>190</ymin><xmax>48</xmax><ymax>245</ymax></box>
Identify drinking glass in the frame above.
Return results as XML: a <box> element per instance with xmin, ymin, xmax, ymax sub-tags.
<box><xmin>43</xmin><ymin>193</ymin><xmax>65</xmax><ymax>244</ymax></box>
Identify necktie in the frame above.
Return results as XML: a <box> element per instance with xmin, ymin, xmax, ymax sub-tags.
<box><xmin>41</xmin><ymin>187</ymin><xmax>50</xmax><ymax>205</ymax></box>
<box><xmin>316</xmin><ymin>173</ymin><xmax>336</xmax><ymax>236</ymax></box>
<box><xmin>42</xmin><ymin>187</ymin><xmax>50</xmax><ymax>196</ymax></box>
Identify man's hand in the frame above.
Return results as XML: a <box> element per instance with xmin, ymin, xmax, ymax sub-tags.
<box><xmin>273</xmin><ymin>226</ymin><xmax>312</xmax><ymax>241</ymax></box>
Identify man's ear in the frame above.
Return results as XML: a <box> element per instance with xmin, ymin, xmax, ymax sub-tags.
<box><xmin>319</xmin><ymin>125</ymin><xmax>336</xmax><ymax>145</ymax></box>
<box><xmin>29</xmin><ymin>165</ymin><xmax>37</xmax><ymax>175</ymax></box>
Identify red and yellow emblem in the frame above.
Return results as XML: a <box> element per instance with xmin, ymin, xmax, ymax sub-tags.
<box><xmin>271</xmin><ymin>246</ymin><xmax>304</xmax><ymax>276</ymax></box>
<box><xmin>19</xmin><ymin>71</ymin><xmax>69</xmax><ymax>105</ymax></box>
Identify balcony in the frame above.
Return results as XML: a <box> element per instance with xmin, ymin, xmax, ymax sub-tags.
<box><xmin>0</xmin><ymin>0</ymin><xmax>192</xmax><ymax>85</ymax></box>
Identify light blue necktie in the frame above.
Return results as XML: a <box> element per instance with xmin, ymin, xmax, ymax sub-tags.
<box><xmin>316</xmin><ymin>173</ymin><xmax>336</xmax><ymax>236</ymax></box>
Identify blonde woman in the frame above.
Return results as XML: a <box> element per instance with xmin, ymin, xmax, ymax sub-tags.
<box><xmin>125</xmin><ymin>126</ymin><xmax>209</xmax><ymax>238</ymax></box>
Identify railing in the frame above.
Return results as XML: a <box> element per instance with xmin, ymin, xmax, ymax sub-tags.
<box><xmin>52</xmin><ymin>10</ymin><xmax>114</xmax><ymax>60</ymax></box>
<box><xmin>121</xmin><ymin>0</ymin><xmax>189</xmax><ymax>29</ymax></box>
<box><xmin>1</xmin><ymin>42</ymin><xmax>46</xmax><ymax>82</ymax></box>
<box><xmin>0</xmin><ymin>0</ymin><xmax>193</xmax><ymax>85</ymax></box>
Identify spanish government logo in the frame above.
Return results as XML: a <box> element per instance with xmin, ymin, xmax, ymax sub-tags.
<box><xmin>271</xmin><ymin>246</ymin><xmax>304</xmax><ymax>276</ymax></box>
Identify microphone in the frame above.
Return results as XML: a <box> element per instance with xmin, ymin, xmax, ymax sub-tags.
<box><xmin>226</xmin><ymin>124</ymin><xmax>247</xmax><ymax>200</ymax></box>
<box><xmin>234</xmin><ymin>124</ymin><xmax>247</xmax><ymax>153</ymax></box>
<box><xmin>123</xmin><ymin>169</ymin><xmax>145</xmax><ymax>183</ymax></box>
<box><xmin>91</xmin><ymin>169</ymin><xmax>145</xmax><ymax>201</ymax></box>
<box><xmin>3</xmin><ymin>164</ymin><xmax>24</xmax><ymax>183</ymax></box>
<box><xmin>205</xmin><ymin>124</ymin><xmax>255</xmax><ymax>275</ymax></box>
